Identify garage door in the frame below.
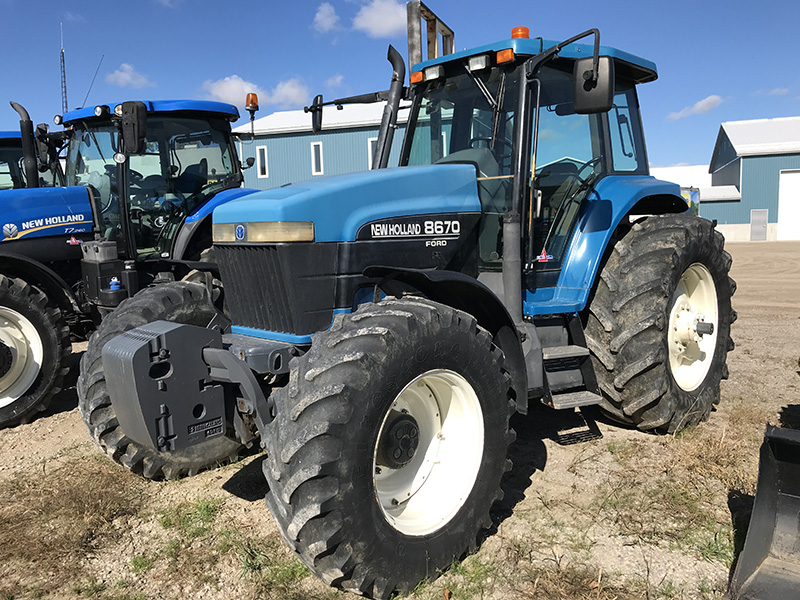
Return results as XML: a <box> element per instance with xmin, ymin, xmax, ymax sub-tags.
<box><xmin>777</xmin><ymin>170</ymin><xmax>800</xmax><ymax>241</ymax></box>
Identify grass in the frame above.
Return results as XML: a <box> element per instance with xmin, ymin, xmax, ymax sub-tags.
<box><xmin>0</xmin><ymin>457</ymin><xmax>146</xmax><ymax>599</ymax></box>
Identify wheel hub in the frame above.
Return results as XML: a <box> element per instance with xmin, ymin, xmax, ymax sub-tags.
<box><xmin>0</xmin><ymin>340</ymin><xmax>12</xmax><ymax>379</ymax></box>
<box><xmin>373</xmin><ymin>370</ymin><xmax>484</xmax><ymax>536</ymax></box>
<box><xmin>377</xmin><ymin>410</ymin><xmax>420</xmax><ymax>469</ymax></box>
<box><xmin>667</xmin><ymin>263</ymin><xmax>719</xmax><ymax>392</ymax></box>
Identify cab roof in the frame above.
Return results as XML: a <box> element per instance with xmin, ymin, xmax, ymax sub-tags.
<box><xmin>411</xmin><ymin>36</ymin><xmax>658</xmax><ymax>84</ymax></box>
<box><xmin>0</xmin><ymin>130</ymin><xmax>21</xmax><ymax>140</ymax></box>
<box><xmin>61</xmin><ymin>100</ymin><xmax>240</xmax><ymax>124</ymax></box>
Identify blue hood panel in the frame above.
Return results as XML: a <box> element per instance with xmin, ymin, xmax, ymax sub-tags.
<box><xmin>185</xmin><ymin>187</ymin><xmax>261</xmax><ymax>223</ymax></box>
<box><xmin>1</xmin><ymin>186</ymin><xmax>93</xmax><ymax>242</ymax></box>
<box><xmin>213</xmin><ymin>165</ymin><xmax>482</xmax><ymax>243</ymax></box>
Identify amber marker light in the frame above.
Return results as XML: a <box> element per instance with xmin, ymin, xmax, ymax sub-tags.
<box><xmin>512</xmin><ymin>26</ymin><xmax>530</xmax><ymax>39</ymax></box>
<box><xmin>497</xmin><ymin>48</ymin><xmax>515</xmax><ymax>64</ymax></box>
<box><xmin>410</xmin><ymin>71</ymin><xmax>424</xmax><ymax>84</ymax></box>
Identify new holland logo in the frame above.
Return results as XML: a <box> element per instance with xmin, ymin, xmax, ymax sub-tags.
<box><xmin>2</xmin><ymin>223</ymin><xmax>18</xmax><ymax>239</ymax></box>
<box><xmin>235</xmin><ymin>224</ymin><xmax>246</xmax><ymax>241</ymax></box>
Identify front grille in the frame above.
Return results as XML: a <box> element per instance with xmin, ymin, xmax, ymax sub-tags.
<box><xmin>214</xmin><ymin>243</ymin><xmax>337</xmax><ymax>336</ymax></box>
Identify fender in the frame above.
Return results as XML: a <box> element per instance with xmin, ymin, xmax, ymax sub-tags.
<box><xmin>363</xmin><ymin>265</ymin><xmax>529</xmax><ymax>412</ymax></box>
<box><xmin>524</xmin><ymin>175</ymin><xmax>686</xmax><ymax>315</ymax></box>
<box><xmin>0</xmin><ymin>251</ymin><xmax>82</xmax><ymax>315</ymax></box>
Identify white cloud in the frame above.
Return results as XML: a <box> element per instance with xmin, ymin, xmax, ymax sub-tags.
<box><xmin>326</xmin><ymin>74</ymin><xmax>344</xmax><ymax>88</ymax></box>
<box><xmin>267</xmin><ymin>78</ymin><xmax>311</xmax><ymax>107</ymax></box>
<box><xmin>64</xmin><ymin>12</ymin><xmax>85</xmax><ymax>23</ymax></box>
<box><xmin>106</xmin><ymin>64</ymin><xmax>155</xmax><ymax>89</ymax></box>
<box><xmin>202</xmin><ymin>75</ymin><xmax>269</xmax><ymax>108</ymax></box>
<box><xmin>202</xmin><ymin>75</ymin><xmax>310</xmax><ymax>109</ymax></box>
<box><xmin>313</xmin><ymin>2</ymin><xmax>340</xmax><ymax>33</ymax></box>
<box><xmin>667</xmin><ymin>95</ymin><xmax>723</xmax><ymax>121</ymax></box>
<box><xmin>353</xmin><ymin>0</ymin><xmax>405</xmax><ymax>38</ymax></box>
<box><xmin>768</xmin><ymin>88</ymin><xmax>789</xmax><ymax>96</ymax></box>
<box><xmin>154</xmin><ymin>0</ymin><xmax>181</xmax><ymax>7</ymax></box>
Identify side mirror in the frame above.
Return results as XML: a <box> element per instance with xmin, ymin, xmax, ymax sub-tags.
<box><xmin>573</xmin><ymin>56</ymin><xmax>615</xmax><ymax>114</ymax></box>
<box><xmin>305</xmin><ymin>95</ymin><xmax>323</xmax><ymax>133</ymax></box>
<box><xmin>121</xmin><ymin>101</ymin><xmax>147</xmax><ymax>154</ymax></box>
<box><xmin>35</xmin><ymin>123</ymin><xmax>51</xmax><ymax>168</ymax></box>
<box><xmin>243</xmin><ymin>157</ymin><xmax>255</xmax><ymax>169</ymax></box>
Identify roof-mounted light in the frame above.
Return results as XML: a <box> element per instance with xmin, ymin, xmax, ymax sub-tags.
<box><xmin>410</xmin><ymin>71</ymin><xmax>424</xmax><ymax>84</ymax></box>
<box><xmin>423</xmin><ymin>65</ymin><xmax>444</xmax><ymax>82</ymax></box>
<box><xmin>512</xmin><ymin>26</ymin><xmax>529</xmax><ymax>39</ymax></box>
<box><xmin>497</xmin><ymin>48</ymin><xmax>515</xmax><ymax>65</ymax></box>
<box><xmin>114</xmin><ymin>104</ymin><xmax>124</xmax><ymax>117</ymax></box>
<box><xmin>53</xmin><ymin>114</ymin><xmax>62</xmax><ymax>126</ymax></box>
<box><xmin>94</xmin><ymin>105</ymin><xmax>110</xmax><ymax>118</ymax></box>
<box><xmin>467</xmin><ymin>54</ymin><xmax>490</xmax><ymax>72</ymax></box>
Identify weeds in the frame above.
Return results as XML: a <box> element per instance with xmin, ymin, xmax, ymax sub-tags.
<box><xmin>0</xmin><ymin>457</ymin><xmax>145</xmax><ymax>598</ymax></box>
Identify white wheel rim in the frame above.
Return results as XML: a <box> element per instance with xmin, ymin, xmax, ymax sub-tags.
<box><xmin>0</xmin><ymin>307</ymin><xmax>44</xmax><ymax>408</ymax></box>
<box><xmin>373</xmin><ymin>369</ymin><xmax>484</xmax><ymax>536</ymax></box>
<box><xmin>667</xmin><ymin>263</ymin><xmax>719</xmax><ymax>392</ymax></box>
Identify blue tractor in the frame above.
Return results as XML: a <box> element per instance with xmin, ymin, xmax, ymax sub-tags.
<box><xmin>78</xmin><ymin>3</ymin><xmax>735</xmax><ymax>596</ymax></box>
<box><xmin>0</xmin><ymin>99</ymin><xmax>253</xmax><ymax>427</ymax></box>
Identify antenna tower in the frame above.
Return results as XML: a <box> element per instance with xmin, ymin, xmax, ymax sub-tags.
<box><xmin>60</xmin><ymin>24</ymin><xmax>68</xmax><ymax>114</ymax></box>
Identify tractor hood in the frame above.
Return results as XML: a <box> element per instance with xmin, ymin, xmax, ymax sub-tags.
<box><xmin>212</xmin><ymin>164</ymin><xmax>483</xmax><ymax>243</ymax></box>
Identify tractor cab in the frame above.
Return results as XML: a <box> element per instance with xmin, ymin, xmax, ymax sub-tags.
<box><xmin>400</xmin><ymin>26</ymin><xmax>663</xmax><ymax>311</ymax></box>
<box><xmin>60</xmin><ymin>100</ymin><xmax>243</xmax><ymax>262</ymax></box>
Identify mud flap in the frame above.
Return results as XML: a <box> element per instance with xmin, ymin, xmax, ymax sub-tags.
<box><xmin>729</xmin><ymin>425</ymin><xmax>800</xmax><ymax>599</ymax></box>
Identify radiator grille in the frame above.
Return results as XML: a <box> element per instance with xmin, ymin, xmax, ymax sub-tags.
<box><xmin>215</xmin><ymin>245</ymin><xmax>294</xmax><ymax>333</ymax></box>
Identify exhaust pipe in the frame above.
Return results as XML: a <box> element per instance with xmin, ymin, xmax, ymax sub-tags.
<box><xmin>372</xmin><ymin>45</ymin><xmax>405</xmax><ymax>170</ymax></box>
<box><xmin>9</xmin><ymin>101</ymin><xmax>40</xmax><ymax>188</ymax></box>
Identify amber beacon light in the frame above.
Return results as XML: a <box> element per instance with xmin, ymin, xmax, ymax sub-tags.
<box><xmin>511</xmin><ymin>26</ymin><xmax>530</xmax><ymax>39</ymax></box>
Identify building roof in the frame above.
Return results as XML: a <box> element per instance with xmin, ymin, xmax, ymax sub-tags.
<box><xmin>234</xmin><ymin>101</ymin><xmax>410</xmax><ymax>136</ymax></box>
<box><xmin>722</xmin><ymin>116</ymin><xmax>800</xmax><ymax>156</ymax></box>
<box><xmin>698</xmin><ymin>185</ymin><xmax>741</xmax><ymax>202</ymax></box>
<box><xmin>710</xmin><ymin>116</ymin><xmax>800</xmax><ymax>171</ymax></box>
<box><xmin>650</xmin><ymin>164</ymin><xmax>711</xmax><ymax>189</ymax></box>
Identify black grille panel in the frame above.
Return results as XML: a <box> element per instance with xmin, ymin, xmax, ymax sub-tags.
<box><xmin>217</xmin><ymin>245</ymin><xmax>292</xmax><ymax>332</ymax></box>
<box><xmin>214</xmin><ymin>243</ymin><xmax>336</xmax><ymax>336</ymax></box>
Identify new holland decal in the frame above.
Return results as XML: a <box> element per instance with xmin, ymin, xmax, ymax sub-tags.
<box><xmin>2</xmin><ymin>213</ymin><xmax>92</xmax><ymax>242</ymax></box>
<box><xmin>369</xmin><ymin>219</ymin><xmax>461</xmax><ymax>239</ymax></box>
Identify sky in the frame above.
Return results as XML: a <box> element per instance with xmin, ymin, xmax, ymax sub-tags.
<box><xmin>1</xmin><ymin>0</ymin><xmax>798</xmax><ymax>167</ymax></box>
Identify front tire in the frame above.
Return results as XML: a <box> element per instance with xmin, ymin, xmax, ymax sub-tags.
<box><xmin>0</xmin><ymin>275</ymin><xmax>70</xmax><ymax>428</ymax></box>
<box><xmin>262</xmin><ymin>298</ymin><xmax>514</xmax><ymax>598</ymax></box>
<box><xmin>77</xmin><ymin>281</ymin><xmax>243</xmax><ymax>479</ymax></box>
<box><xmin>584</xmin><ymin>215</ymin><xmax>736</xmax><ymax>433</ymax></box>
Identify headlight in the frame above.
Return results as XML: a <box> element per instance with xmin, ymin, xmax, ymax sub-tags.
<box><xmin>213</xmin><ymin>221</ymin><xmax>315</xmax><ymax>243</ymax></box>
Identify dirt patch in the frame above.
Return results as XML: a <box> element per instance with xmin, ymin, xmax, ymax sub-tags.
<box><xmin>0</xmin><ymin>240</ymin><xmax>797</xmax><ymax>600</ymax></box>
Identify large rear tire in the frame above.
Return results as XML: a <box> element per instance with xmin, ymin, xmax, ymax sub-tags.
<box><xmin>584</xmin><ymin>215</ymin><xmax>736</xmax><ymax>433</ymax></box>
<box><xmin>0</xmin><ymin>274</ymin><xmax>70</xmax><ymax>428</ymax></box>
<box><xmin>262</xmin><ymin>298</ymin><xmax>515</xmax><ymax>598</ymax></box>
<box><xmin>77</xmin><ymin>281</ymin><xmax>243</xmax><ymax>479</ymax></box>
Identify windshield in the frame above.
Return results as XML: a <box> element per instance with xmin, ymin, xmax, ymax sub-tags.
<box><xmin>403</xmin><ymin>61</ymin><xmax>605</xmax><ymax>271</ymax></box>
<box><xmin>66</xmin><ymin>115</ymin><xmax>236</xmax><ymax>260</ymax></box>
<box><xmin>403</xmin><ymin>62</ymin><xmax>521</xmax><ymax>267</ymax></box>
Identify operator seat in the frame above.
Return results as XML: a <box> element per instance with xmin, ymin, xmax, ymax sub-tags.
<box><xmin>175</xmin><ymin>158</ymin><xmax>208</xmax><ymax>199</ymax></box>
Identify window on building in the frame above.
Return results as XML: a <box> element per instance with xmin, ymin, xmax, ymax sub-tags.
<box><xmin>256</xmin><ymin>146</ymin><xmax>269</xmax><ymax>179</ymax></box>
<box><xmin>368</xmin><ymin>137</ymin><xmax>378</xmax><ymax>169</ymax></box>
<box><xmin>311</xmin><ymin>142</ymin><xmax>324</xmax><ymax>176</ymax></box>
